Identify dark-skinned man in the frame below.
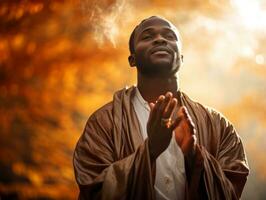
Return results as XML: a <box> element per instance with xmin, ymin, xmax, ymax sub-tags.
<box><xmin>73</xmin><ymin>16</ymin><xmax>249</xmax><ymax>200</ymax></box>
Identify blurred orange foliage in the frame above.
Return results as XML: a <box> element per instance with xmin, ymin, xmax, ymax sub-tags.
<box><xmin>0</xmin><ymin>0</ymin><xmax>265</xmax><ymax>199</ymax></box>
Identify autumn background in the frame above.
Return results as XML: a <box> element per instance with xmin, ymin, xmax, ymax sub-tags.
<box><xmin>0</xmin><ymin>0</ymin><xmax>265</xmax><ymax>199</ymax></box>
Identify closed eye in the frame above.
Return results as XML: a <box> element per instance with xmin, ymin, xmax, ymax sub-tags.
<box><xmin>164</xmin><ymin>33</ymin><xmax>177</xmax><ymax>40</ymax></box>
<box><xmin>141</xmin><ymin>34</ymin><xmax>152</xmax><ymax>40</ymax></box>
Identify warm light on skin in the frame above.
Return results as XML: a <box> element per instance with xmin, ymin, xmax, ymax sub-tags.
<box><xmin>231</xmin><ymin>0</ymin><xmax>266</xmax><ymax>30</ymax></box>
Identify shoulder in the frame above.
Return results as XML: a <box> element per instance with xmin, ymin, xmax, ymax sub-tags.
<box><xmin>85</xmin><ymin>101</ymin><xmax>114</xmax><ymax>132</ymax></box>
<box><xmin>89</xmin><ymin>101</ymin><xmax>113</xmax><ymax>121</ymax></box>
<box><xmin>76</xmin><ymin>101</ymin><xmax>115</xmax><ymax>147</ymax></box>
<box><xmin>181</xmin><ymin>91</ymin><xmax>231</xmax><ymax>127</ymax></box>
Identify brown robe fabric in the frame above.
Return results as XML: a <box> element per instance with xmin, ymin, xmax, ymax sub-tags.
<box><xmin>73</xmin><ymin>86</ymin><xmax>249</xmax><ymax>200</ymax></box>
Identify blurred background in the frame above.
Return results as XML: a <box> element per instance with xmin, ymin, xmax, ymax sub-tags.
<box><xmin>0</xmin><ymin>0</ymin><xmax>265</xmax><ymax>199</ymax></box>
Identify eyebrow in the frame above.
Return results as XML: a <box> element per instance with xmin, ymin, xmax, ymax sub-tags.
<box><xmin>138</xmin><ymin>27</ymin><xmax>178</xmax><ymax>38</ymax></box>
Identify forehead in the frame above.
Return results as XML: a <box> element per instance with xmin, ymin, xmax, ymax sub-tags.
<box><xmin>135</xmin><ymin>17</ymin><xmax>179</xmax><ymax>37</ymax></box>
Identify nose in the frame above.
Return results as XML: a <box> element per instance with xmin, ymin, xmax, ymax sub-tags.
<box><xmin>153</xmin><ymin>34</ymin><xmax>167</xmax><ymax>45</ymax></box>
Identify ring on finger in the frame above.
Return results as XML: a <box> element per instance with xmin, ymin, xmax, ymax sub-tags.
<box><xmin>161</xmin><ymin>117</ymin><xmax>172</xmax><ymax>128</ymax></box>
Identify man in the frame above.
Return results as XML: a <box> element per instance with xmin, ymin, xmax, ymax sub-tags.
<box><xmin>73</xmin><ymin>16</ymin><xmax>249</xmax><ymax>200</ymax></box>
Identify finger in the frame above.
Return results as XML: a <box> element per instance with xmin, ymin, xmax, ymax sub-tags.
<box><xmin>171</xmin><ymin>106</ymin><xmax>185</xmax><ymax>130</ymax></box>
<box><xmin>156</xmin><ymin>95</ymin><xmax>165</xmax><ymax>105</ymax></box>
<box><xmin>150</xmin><ymin>95</ymin><xmax>164</xmax><ymax>123</ymax></box>
<box><xmin>182</xmin><ymin>106</ymin><xmax>192</xmax><ymax>120</ymax></box>
<box><xmin>183</xmin><ymin>110</ymin><xmax>196</xmax><ymax>135</ymax></box>
<box><xmin>149</xmin><ymin>102</ymin><xmax>155</xmax><ymax>111</ymax></box>
<box><xmin>192</xmin><ymin>135</ymin><xmax>197</xmax><ymax>146</ymax></box>
<box><xmin>163</xmin><ymin>98</ymin><xmax>177</xmax><ymax>118</ymax></box>
<box><xmin>147</xmin><ymin>103</ymin><xmax>155</xmax><ymax>125</ymax></box>
<box><xmin>180</xmin><ymin>106</ymin><xmax>195</xmax><ymax>133</ymax></box>
<box><xmin>188</xmin><ymin>118</ymin><xmax>196</xmax><ymax>134</ymax></box>
<box><xmin>177</xmin><ymin>106</ymin><xmax>185</xmax><ymax>116</ymax></box>
<box><xmin>158</xmin><ymin>92</ymin><xmax>172</xmax><ymax>119</ymax></box>
<box><xmin>182</xmin><ymin>106</ymin><xmax>188</xmax><ymax>116</ymax></box>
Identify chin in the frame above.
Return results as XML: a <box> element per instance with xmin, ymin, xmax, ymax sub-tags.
<box><xmin>151</xmin><ymin>58</ymin><xmax>171</xmax><ymax>66</ymax></box>
<box><xmin>152</xmin><ymin>61</ymin><xmax>174</xmax><ymax>71</ymax></box>
<box><xmin>154</xmin><ymin>62</ymin><xmax>180</xmax><ymax>75</ymax></box>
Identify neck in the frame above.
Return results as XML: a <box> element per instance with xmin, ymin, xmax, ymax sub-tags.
<box><xmin>137</xmin><ymin>72</ymin><xmax>180</xmax><ymax>103</ymax></box>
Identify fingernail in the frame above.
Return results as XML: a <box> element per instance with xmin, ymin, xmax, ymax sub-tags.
<box><xmin>159</xmin><ymin>95</ymin><xmax>164</xmax><ymax>99</ymax></box>
<box><xmin>166</xmin><ymin>92</ymin><xmax>172</xmax><ymax>97</ymax></box>
<box><xmin>172</xmin><ymin>98</ymin><xmax>177</xmax><ymax>104</ymax></box>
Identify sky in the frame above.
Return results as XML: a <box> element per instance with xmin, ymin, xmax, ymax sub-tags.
<box><xmin>0</xmin><ymin>0</ymin><xmax>266</xmax><ymax>199</ymax></box>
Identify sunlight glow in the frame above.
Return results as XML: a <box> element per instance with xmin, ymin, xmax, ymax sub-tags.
<box><xmin>231</xmin><ymin>0</ymin><xmax>266</xmax><ymax>30</ymax></box>
<box><xmin>255</xmin><ymin>54</ymin><xmax>265</xmax><ymax>65</ymax></box>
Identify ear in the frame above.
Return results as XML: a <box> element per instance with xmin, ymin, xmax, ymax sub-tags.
<box><xmin>128</xmin><ymin>54</ymin><xmax>136</xmax><ymax>67</ymax></box>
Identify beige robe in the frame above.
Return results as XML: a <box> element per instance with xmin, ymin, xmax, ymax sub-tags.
<box><xmin>73</xmin><ymin>86</ymin><xmax>249</xmax><ymax>200</ymax></box>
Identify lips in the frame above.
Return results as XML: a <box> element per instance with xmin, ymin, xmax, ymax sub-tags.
<box><xmin>152</xmin><ymin>51</ymin><xmax>170</xmax><ymax>55</ymax></box>
<box><xmin>150</xmin><ymin>46</ymin><xmax>171</xmax><ymax>55</ymax></box>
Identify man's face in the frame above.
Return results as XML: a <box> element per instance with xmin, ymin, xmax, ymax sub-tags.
<box><xmin>132</xmin><ymin>17</ymin><xmax>182</xmax><ymax>77</ymax></box>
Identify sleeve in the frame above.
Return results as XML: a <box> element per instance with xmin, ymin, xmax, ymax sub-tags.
<box><xmin>187</xmin><ymin>111</ymin><xmax>249</xmax><ymax>200</ymax></box>
<box><xmin>73</xmin><ymin>115</ymin><xmax>155</xmax><ymax>200</ymax></box>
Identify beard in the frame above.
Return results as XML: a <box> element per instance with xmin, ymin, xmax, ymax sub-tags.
<box><xmin>135</xmin><ymin>53</ymin><xmax>181</xmax><ymax>77</ymax></box>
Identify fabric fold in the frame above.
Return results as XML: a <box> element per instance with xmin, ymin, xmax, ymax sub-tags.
<box><xmin>73</xmin><ymin>86</ymin><xmax>249</xmax><ymax>200</ymax></box>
